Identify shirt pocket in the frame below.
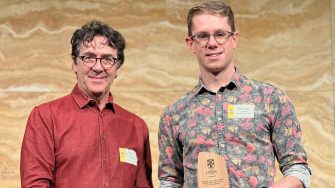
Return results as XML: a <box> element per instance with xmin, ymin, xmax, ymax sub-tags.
<box><xmin>109</xmin><ymin>147</ymin><xmax>139</xmax><ymax>187</ymax></box>
<box><xmin>111</xmin><ymin>161</ymin><xmax>138</xmax><ymax>188</ymax></box>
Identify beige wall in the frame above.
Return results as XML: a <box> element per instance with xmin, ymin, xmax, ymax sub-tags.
<box><xmin>0</xmin><ymin>0</ymin><xmax>334</xmax><ymax>187</ymax></box>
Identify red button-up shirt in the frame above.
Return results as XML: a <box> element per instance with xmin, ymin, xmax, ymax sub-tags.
<box><xmin>20</xmin><ymin>84</ymin><xmax>153</xmax><ymax>188</ymax></box>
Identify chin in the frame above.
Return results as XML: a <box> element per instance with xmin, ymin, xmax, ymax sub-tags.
<box><xmin>86</xmin><ymin>86</ymin><xmax>107</xmax><ymax>95</ymax></box>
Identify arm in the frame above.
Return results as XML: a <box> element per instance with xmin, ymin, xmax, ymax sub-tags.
<box><xmin>270</xmin><ymin>89</ymin><xmax>311</xmax><ymax>188</ymax></box>
<box><xmin>135</xmin><ymin>119</ymin><xmax>153</xmax><ymax>188</ymax></box>
<box><xmin>270</xmin><ymin>164</ymin><xmax>311</xmax><ymax>188</ymax></box>
<box><xmin>158</xmin><ymin>108</ymin><xmax>183</xmax><ymax>188</ymax></box>
<box><xmin>270</xmin><ymin>176</ymin><xmax>303</xmax><ymax>188</ymax></box>
<box><xmin>20</xmin><ymin>107</ymin><xmax>55</xmax><ymax>188</ymax></box>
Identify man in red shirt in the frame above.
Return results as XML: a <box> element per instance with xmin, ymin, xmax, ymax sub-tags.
<box><xmin>20</xmin><ymin>20</ymin><xmax>153</xmax><ymax>188</ymax></box>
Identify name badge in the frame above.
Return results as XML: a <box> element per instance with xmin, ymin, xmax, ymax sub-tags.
<box><xmin>228</xmin><ymin>104</ymin><xmax>254</xmax><ymax>118</ymax></box>
<box><xmin>119</xmin><ymin>148</ymin><xmax>137</xmax><ymax>166</ymax></box>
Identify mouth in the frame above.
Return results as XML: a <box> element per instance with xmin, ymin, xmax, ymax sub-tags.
<box><xmin>88</xmin><ymin>76</ymin><xmax>106</xmax><ymax>80</ymax></box>
<box><xmin>206</xmin><ymin>52</ymin><xmax>223</xmax><ymax>57</ymax></box>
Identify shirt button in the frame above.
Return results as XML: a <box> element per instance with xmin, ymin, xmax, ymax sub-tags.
<box><xmin>104</xmin><ymin>182</ymin><xmax>109</xmax><ymax>187</ymax></box>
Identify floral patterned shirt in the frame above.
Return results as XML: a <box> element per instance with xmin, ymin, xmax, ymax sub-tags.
<box><xmin>158</xmin><ymin>69</ymin><xmax>310</xmax><ymax>188</ymax></box>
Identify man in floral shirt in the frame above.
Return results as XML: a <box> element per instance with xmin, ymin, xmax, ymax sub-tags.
<box><xmin>158</xmin><ymin>1</ymin><xmax>311</xmax><ymax>187</ymax></box>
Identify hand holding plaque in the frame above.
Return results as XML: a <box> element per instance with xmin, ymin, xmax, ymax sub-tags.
<box><xmin>197</xmin><ymin>152</ymin><xmax>230</xmax><ymax>188</ymax></box>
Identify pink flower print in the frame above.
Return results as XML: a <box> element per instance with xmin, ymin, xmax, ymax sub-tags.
<box><xmin>246</xmin><ymin>143</ymin><xmax>256</xmax><ymax>153</ymax></box>
<box><xmin>234</xmin><ymin>137</ymin><xmax>242</xmax><ymax>144</ymax></box>
<box><xmin>164</xmin><ymin>115</ymin><xmax>171</xmax><ymax>125</ymax></box>
<box><xmin>249</xmin><ymin>176</ymin><xmax>258</xmax><ymax>187</ymax></box>
<box><xmin>196</xmin><ymin>135</ymin><xmax>206</xmax><ymax>145</ymax></box>
<box><xmin>258</xmin><ymin>156</ymin><xmax>266</xmax><ymax>164</ymax></box>
<box><xmin>165</xmin><ymin>147</ymin><xmax>174</xmax><ymax>158</ymax></box>
<box><xmin>296</xmin><ymin>131</ymin><xmax>302</xmax><ymax>138</ymax></box>
<box><xmin>256</xmin><ymin>123</ymin><xmax>265</xmax><ymax>132</ymax></box>
<box><xmin>173</xmin><ymin>126</ymin><xmax>179</xmax><ymax>135</ymax></box>
<box><xmin>286</xmin><ymin>118</ymin><xmax>293</xmax><ymax>126</ymax></box>
<box><xmin>187</xmin><ymin>118</ymin><xmax>196</xmax><ymax>128</ymax></box>
<box><xmin>203</xmin><ymin>108</ymin><xmax>212</xmax><ymax>115</ymax></box>
<box><xmin>223</xmin><ymin>103</ymin><xmax>228</xmax><ymax>110</ymax></box>
<box><xmin>229</xmin><ymin>164</ymin><xmax>236</xmax><ymax>174</ymax></box>
<box><xmin>194</xmin><ymin>107</ymin><xmax>213</xmax><ymax>116</ymax></box>
<box><xmin>265</xmin><ymin>96</ymin><xmax>272</xmax><ymax>104</ymax></box>
<box><xmin>216</xmin><ymin>124</ymin><xmax>225</xmax><ymax>131</ymax></box>
<box><xmin>254</xmin><ymin>96</ymin><xmax>262</xmax><ymax>103</ymax></box>
<box><xmin>297</xmin><ymin>155</ymin><xmax>305</xmax><ymax>163</ymax></box>
<box><xmin>243</xmin><ymin>154</ymin><xmax>256</xmax><ymax>163</ymax></box>
<box><xmin>240</xmin><ymin>93</ymin><xmax>251</xmax><ymax>101</ymax></box>
<box><xmin>235</xmin><ymin>170</ymin><xmax>246</xmax><ymax>178</ymax></box>
<box><xmin>281</xmin><ymin>105</ymin><xmax>291</xmax><ymax>116</ymax></box>
<box><xmin>286</xmin><ymin>139</ymin><xmax>295</xmax><ymax>148</ymax></box>
<box><xmin>244</xmin><ymin>85</ymin><xmax>253</xmax><ymax>93</ymax></box>
<box><xmin>226</xmin><ymin>132</ymin><xmax>233</xmax><ymax>141</ymax></box>
<box><xmin>205</xmin><ymin>139</ymin><xmax>216</xmax><ymax>146</ymax></box>
<box><xmin>263</xmin><ymin>87</ymin><xmax>274</xmax><ymax>95</ymax></box>
<box><xmin>195</xmin><ymin>107</ymin><xmax>203</xmax><ymax>114</ymax></box>
<box><xmin>229</xmin><ymin>165</ymin><xmax>245</xmax><ymax>178</ymax></box>
<box><xmin>189</xmin><ymin>130</ymin><xmax>196</xmax><ymax>137</ymax></box>
<box><xmin>241</xmin><ymin>121</ymin><xmax>253</xmax><ymax>130</ymax></box>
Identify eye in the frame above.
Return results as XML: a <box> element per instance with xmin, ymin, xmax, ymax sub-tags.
<box><xmin>84</xmin><ymin>56</ymin><xmax>95</xmax><ymax>61</ymax></box>
<box><xmin>215</xmin><ymin>32</ymin><xmax>228</xmax><ymax>38</ymax></box>
<box><xmin>196</xmin><ymin>33</ymin><xmax>209</xmax><ymax>39</ymax></box>
<box><xmin>105</xmin><ymin>57</ymin><xmax>116</xmax><ymax>63</ymax></box>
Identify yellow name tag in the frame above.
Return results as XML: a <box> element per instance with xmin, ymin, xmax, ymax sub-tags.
<box><xmin>228</xmin><ymin>104</ymin><xmax>254</xmax><ymax>118</ymax></box>
<box><xmin>119</xmin><ymin>148</ymin><xmax>137</xmax><ymax>166</ymax></box>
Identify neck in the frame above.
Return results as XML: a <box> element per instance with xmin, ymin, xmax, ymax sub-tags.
<box><xmin>78</xmin><ymin>85</ymin><xmax>110</xmax><ymax>111</ymax></box>
<box><xmin>94</xmin><ymin>94</ymin><xmax>109</xmax><ymax>111</ymax></box>
<box><xmin>200</xmin><ymin>65</ymin><xmax>235</xmax><ymax>92</ymax></box>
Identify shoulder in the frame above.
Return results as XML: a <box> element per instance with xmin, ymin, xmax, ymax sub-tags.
<box><xmin>36</xmin><ymin>94</ymin><xmax>72</xmax><ymax>109</ymax></box>
<box><xmin>242</xmin><ymin>76</ymin><xmax>293</xmax><ymax>110</ymax></box>
<box><xmin>113</xmin><ymin>103</ymin><xmax>144</xmax><ymax>122</ymax></box>
<box><xmin>162</xmin><ymin>89</ymin><xmax>196</xmax><ymax>116</ymax></box>
<box><xmin>32</xmin><ymin>94</ymin><xmax>72</xmax><ymax>115</ymax></box>
<box><xmin>240</xmin><ymin>74</ymin><xmax>287</xmax><ymax>97</ymax></box>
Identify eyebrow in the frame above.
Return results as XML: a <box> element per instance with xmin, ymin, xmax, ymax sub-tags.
<box><xmin>81</xmin><ymin>52</ymin><xmax>116</xmax><ymax>58</ymax></box>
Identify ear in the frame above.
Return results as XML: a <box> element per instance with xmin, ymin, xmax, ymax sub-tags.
<box><xmin>115</xmin><ymin>68</ymin><xmax>120</xmax><ymax>78</ymax></box>
<box><xmin>231</xmin><ymin>32</ymin><xmax>239</xmax><ymax>49</ymax></box>
<box><xmin>72</xmin><ymin>60</ymin><xmax>77</xmax><ymax>74</ymax></box>
<box><xmin>185</xmin><ymin>37</ymin><xmax>196</xmax><ymax>53</ymax></box>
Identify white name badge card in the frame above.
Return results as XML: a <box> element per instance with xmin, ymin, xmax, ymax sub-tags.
<box><xmin>119</xmin><ymin>148</ymin><xmax>137</xmax><ymax>166</ymax></box>
<box><xmin>228</xmin><ymin>104</ymin><xmax>254</xmax><ymax>119</ymax></box>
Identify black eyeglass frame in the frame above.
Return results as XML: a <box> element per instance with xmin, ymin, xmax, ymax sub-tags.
<box><xmin>78</xmin><ymin>55</ymin><xmax>119</xmax><ymax>69</ymax></box>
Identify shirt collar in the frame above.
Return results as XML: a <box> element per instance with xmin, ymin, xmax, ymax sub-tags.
<box><xmin>71</xmin><ymin>84</ymin><xmax>115</xmax><ymax>112</ymax></box>
<box><xmin>192</xmin><ymin>68</ymin><xmax>243</xmax><ymax>96</ymax></box>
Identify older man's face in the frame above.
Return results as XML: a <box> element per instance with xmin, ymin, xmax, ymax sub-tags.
<box><xmin>73</xmin><ymin>36</ymin><xmax>119</xmax><ymax>99</ymax></box>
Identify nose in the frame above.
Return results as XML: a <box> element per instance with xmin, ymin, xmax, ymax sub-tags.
<box><xmin>207</xmin><ymin>34</ymin><xmax>218</xmax><ymax>47</ymax></box>
<box><xmin>91</xmin><ymin>59</ymin><xmax>104</xmax><ymax>71</ymax></box>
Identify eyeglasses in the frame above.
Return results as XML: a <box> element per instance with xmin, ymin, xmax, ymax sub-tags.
<box><xmin>78</xmin><ymin>55</ymin><xmax>118</xmax><ymax>69</ymax></box>
<box><xmin>191</xmin><ymin>31</ymin><xmax>234</xmax><ymax>47</ymax></box>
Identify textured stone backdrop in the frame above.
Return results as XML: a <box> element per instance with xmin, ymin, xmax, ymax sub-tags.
<box><xmin>0</xmin><ymin>0</ymin><xmax>334</xmax><ymax>187</ymax></box>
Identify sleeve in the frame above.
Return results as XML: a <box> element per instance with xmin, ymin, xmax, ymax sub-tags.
<box><xmin>283</xmin><ymin>164</ymin><xmax>311</xmax><ymax>188</ymax></box>
<box><xmin>20</xmin><ymin>106</ymin><xmax>55</xmax><ymax>188</ymax></box>
<box><xmin>158</xmin><ymin>107</ymin><xmax>183</xmax><ymax>188</ymax></box>
<box><xmin>270</xmin><ymin>88</ymin><xmax>311</xmax><ymax>176</ymax></box>
<box><xmin>134</xmin><ymin>118</ymin><xmax>153</xmax><ymax>188</ymax></box>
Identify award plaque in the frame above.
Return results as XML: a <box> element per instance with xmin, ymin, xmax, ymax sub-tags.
<box><xmin>197</xmin><ymin>152</ymin><xmax>230</xmax><ymax>188</ymax></box>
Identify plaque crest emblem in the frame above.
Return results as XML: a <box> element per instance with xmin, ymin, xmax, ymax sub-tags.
<box><xmin>207</xmin><ymin>158</ymin><xmax>215</xmax><ymax>170</ymax></box>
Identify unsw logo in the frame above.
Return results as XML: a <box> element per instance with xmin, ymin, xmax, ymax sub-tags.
<box><xmin>206</xmin><ymin>158</ymin><xmax>217</xmax><ymax>176</ymax></box>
